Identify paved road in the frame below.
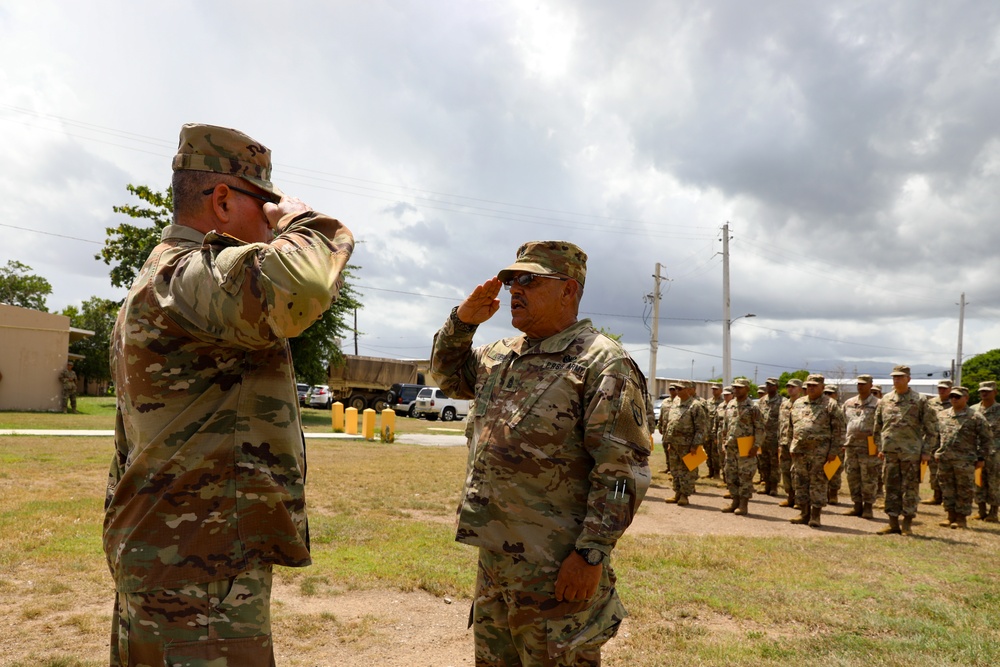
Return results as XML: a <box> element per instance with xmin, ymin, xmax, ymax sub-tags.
<box><xmin>0</xmin><ymin>429</ymin><xmax>467</xmax><ymax>447</ymax></box>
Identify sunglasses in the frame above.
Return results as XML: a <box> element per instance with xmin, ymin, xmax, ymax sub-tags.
<box><xmin>202</xmin><ymin>185</ymin><xmax>279</xmax><ymax>205</ymax></box>
<box><xmin>501</xmin><ymin>273</ymin><xmax>569</xmax><ymax>290</ymax></box>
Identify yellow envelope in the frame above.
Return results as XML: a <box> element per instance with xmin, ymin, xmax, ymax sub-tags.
<box><xmin>867</xmin><ymin>436</ymin><xmax>877</xmax><ymax>457</ymax></box>
<box><xmin>824</xmin><ymin>456</ymin><xmax>841</xmax><ymax>480</ymax></box>
<box><xmin>920</xmin><ymin>461</ymin><xmax>928</xmax><ymax>482</ymax></box>
<box><xmin>976</xmin><ymin>467</ymin><xmax>983</xmax><ymax>487</ymax></box>
<box><xmin>683</xmin><ymin>446</ymin><xmax>708</xmax><ymax>471</ymax></box>
<box><xmin>737</xmin><ymin>436</ymin><xmax>755</xmax><ymax>457</ymax></box>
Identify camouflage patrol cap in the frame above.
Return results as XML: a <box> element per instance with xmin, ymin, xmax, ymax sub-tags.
<box><xmin>722</xmin><ymin>386</ymin><xmax>733</xmax><ymax>395</ymax></box>
<box><xmin>680</xmin><ymin>380</ymin><xmax>694</xmax><ymax>389</ymax></box>
<box><xmin>949</xmin><ymin>386</ymin><xmax>969</xmax><ymax>398</ymax></box>
<box><xmin>711</xmin><ymin>382</ymin><xmax>723</xmax><ymax>390</ymax></box>
<box><xmin>786</xmin><ymin>378</ymin><xmax>803</xmax><ymax>388</ymax></box>
<box><xmin>824</xmin><ymin>386</ymin><xmax>838</xmax><ymax>395</ymax></box>
<box><xmin>173</xmin><ymin>123</ymin><xmax>282</xmax><ymax>198</ymax></box>
<box><xmin>732</xmin><ymin>378</ymin><xmax>751</xmax><ymax>388</ymax></box>
<box><xmin>890</xmin><ymin>365</ymin><xmax>911</xmax><ymax>376</ymax></box>
<box><xmin>765</xmin><ymin>377</ymin><xmax>779</xmax><ymax>386</ymax></box>
<box><xmin>937</xmin><ymin>379</ymin><xmax>954</xmax><ymax>389</ymax></box>
<box><xmin>757</xmin><ymin>387</ymin><xmax>766</xmax><ymax>395</ymax></box>
<box><xmin>979</xmin><ymin>381</ymin><xmax>996</xmax><ymax>392</ymax></box>
<box><xmin>855</xmin><ymin>374</ymin><xmax>873</xmax><ymax>384</ymax></box>
<box><xmin>805</xmin><ymin>373</ymin><xmax>825</xmax><ymax>385</ymax></box>
<box><xmin>497</xmin><ymin>241</ymin><xmax>587</xmax><ymax>287</ymax></box>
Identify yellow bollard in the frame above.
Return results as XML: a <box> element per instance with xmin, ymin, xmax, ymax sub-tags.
<box><xmin>362</xmin><ymin>408</ymin><xmax>376</xmax><ymax>440</ymax></box>
<box><xmin>381</xmin><ymin>409</ymin><xmax>396</xmax><ymax>443</ymax></box>
<box><xmin>331</xmin><ymin>402</ymin><xmax>344</xmax><ymax>432</ymax></box>
<box><xmin>345</xmin><ymin>406</ymin><xmax>358</xmax><ymax>434</ymax></box>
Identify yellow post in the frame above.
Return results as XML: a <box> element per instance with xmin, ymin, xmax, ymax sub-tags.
<box><xmin>344</xmin><ymin>406</ymin><xmax>358</xmax><ymax>434</ymax></box>
<box><xmin>362</xmin><ymin>408</ymin><xmax>376</xmax><ymax>440</ymax></box>
<box><xmin>381</xmin><ymin>409</ymin><xmax>396</xmax><ymax>443</ymax></box>
<box><xmin>331</xmin><ymin>402</ymin><xmax>344</xmax><ymax>432</ymax></box>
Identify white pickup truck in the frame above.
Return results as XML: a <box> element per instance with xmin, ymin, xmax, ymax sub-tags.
<box><xmin>413</xmin><ymin>387</ymin><xmax>471</xmax><ymax>422</ymax></box>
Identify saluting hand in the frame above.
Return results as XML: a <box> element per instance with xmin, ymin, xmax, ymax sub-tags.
<box><xmin>456</xmin><ymin>278</ymin><xmax>502</xmax><ymax>325</ymax></box>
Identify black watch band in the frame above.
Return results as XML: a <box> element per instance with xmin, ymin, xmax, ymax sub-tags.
<box><xmin>575</xmin><ymin>547</ymin><xmax>604</xmax><ymax>566</ymax></box>
<box><xmin>449</xmin><ymin>306</ymin><xmax>478</xmax><ymax>334</ymax></box>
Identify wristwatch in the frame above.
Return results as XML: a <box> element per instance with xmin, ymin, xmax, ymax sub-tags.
<box><xmin>575</xmin><ymin>547</ymin><xmax>604</xmax><ymax>566</ymax></box>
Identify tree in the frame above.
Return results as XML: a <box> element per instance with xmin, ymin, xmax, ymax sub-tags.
<box><xmin>961</xmin><ymin>349</ymin><xmax>1000</xmax><ymax>405</ymax></box>
<box><xmin>62</xmin><ymin>296</ymin><xmax>119</xmax><ymax>394</ymax></box>
<box><xmin>101</xmin><ymin>183</ymin><xmax>361</xmax><ymax>386</ymax></box>
<box><xmin>0</xmin><ymin>260</ymin><xmax>53</xmax><ymax>311</ymax></box>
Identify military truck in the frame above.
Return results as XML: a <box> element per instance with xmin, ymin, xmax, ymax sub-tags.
<box><xmin>327</xmin><ymin>355</ymin><xmax>423</xmax><ymax>412</ymax></box>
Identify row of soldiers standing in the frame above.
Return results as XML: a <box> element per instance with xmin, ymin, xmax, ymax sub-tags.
<box><xmin>657</xmin><ymin>366</ymin><xmax>1000</xmax><ymax>534</ymax></box>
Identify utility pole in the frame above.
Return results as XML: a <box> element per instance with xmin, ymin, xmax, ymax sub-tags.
<box><xmin>956</xmin><ymin>292</ymin><xmax>966</xmax><ymax>385</ymax></box>
<box><xmin>647</xmin><ymin>263</ymin><xmax>663</xmax><ymax>396</ymax></box>
<box><xmin>721</xmin><ymin>223</ymin><xmax>732</xmax><ymax>385</ymax></box>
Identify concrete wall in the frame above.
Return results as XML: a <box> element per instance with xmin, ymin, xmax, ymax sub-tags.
<box><xmin>0</xmin><ymin>304</ymin><xmax>71</xmax><ymax>411</ymax></box>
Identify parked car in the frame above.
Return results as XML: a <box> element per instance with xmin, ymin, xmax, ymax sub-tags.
<box><xmin>652</xmin><ymin>393</ymin><xmax>670</xmax><ymax>423</ymax></box>
<box><xmin>413</xmin><ymin>387</ymin><xmax>471</xmax><ymax>422</ymax></box>
<box><xmin>306</xmin><ymin>384</ymin><xmax>333</xmax><ymax>409</ymax></box>
<box><xmin>296</xmin><ymin>383</ymin><xmax>310</xmax><ymax>407</ymax></box>
<box><xmin>386</xmin><ymin>382</ymin><xmax>426</xmax><ymax>418</ymax></box>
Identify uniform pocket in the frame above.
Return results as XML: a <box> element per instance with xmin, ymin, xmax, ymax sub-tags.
<box><xmin>164</xmin><ymin>635</ymin><xmax>274</xmax><ymax>666</ymax></box>
<box><xmin>545</xmin><ymin>588</ymin><xmax>627</xmax><ymax>658</ymax></box>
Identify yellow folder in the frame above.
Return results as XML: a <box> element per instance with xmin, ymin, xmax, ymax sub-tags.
<box><xmin>976</xmin><ymin>467</ymin><xmax>983</xmax><ymax>487</ymax></box>
<box><xmin>683</xmin><ymin>446</ymin><xmax>708</xmax><ymax>471</ymax></box>
<box><xmin>867</xmin><ymin>436</ymin><xmax>877</xmax><ymax>457</ymax></box>
<box><xmin>824</xmin><ymin>456</ymin><xmax>841</xmax><ymax>480</ymax></box>
<box><xmin>920</xmin><ymin>461</ymin><xmax>928</xmax><ymax>482</ymax></box>
<box><xmin>737</xmin><ymin>436</ymin><xmax>755</xmax><ymax>457</ymax></box>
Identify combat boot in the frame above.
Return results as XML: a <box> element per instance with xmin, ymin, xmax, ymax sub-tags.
<box><xmin>939</xmin><ymin>510</ymin><xmax>955</xmax><ymax>528</ymax></box>
<box><xmin>734</xmin><ymin>497</ymin><xmax>749</xmax><ymax>516</ymax></box>
<box><xmin>677</xmin><ymin>495</ymin><xmax>689</xmax><ymax>506</ymax></box>
<box><xmin>808</xmin><ymin>506</ymin><xmax>822</xmax><ymax>528</ymax></box>
<box><xmin>844</xmin><ymin>502</ymin><xmax>863</xmax><ymax>517</ymax></box>
<box><xmin>721</xmin><ymin>498</ymin><xmax>739</xmax><ymax>513</ymax></box>
<box><xmin>790</xmin><ymin>504</ymin><xmax>810</xmax><ymax>524</ymax></box>
<box><xmin>986</xmin><ymin>506</ymin><xmax>999</xmax><ymax>523</ymax></box>
<box><xmin>900</xmin><ymin>515</ymin><xmax>913</xmax><ymax>535</ymax></box>
<box><xmin>861</xmin><ymin>502</ymin><xmax>874</xmax><ymax>519</ymax></box>
<box><xmin>664</xmin><ymin>495</ymin><xmax>679</xmax><ymax>504</ymax></box>
<box><xmin>951</xmin><ymin>514</ymin><xmax>968</xmax><ymax>529</ymax></box>
<box><xmin>827</xmin><ymin>488</ymin><xmax>839</xmax><ymax>505</ymax></box>
<box><xmin>877</xmin><ymin>515</ymin><xmax>901</xmax><ymax>535</ymax></box>
<box><xmin>977</xmin><ymin>502</ymin><xmax>988</xmax><ymax>520</ymax></box>
<box><xmin>922</xmin><ymin>488</ymin><xmax>942</xmax><ymax>505</ymax></box>
<box><xmin>779</xmin><ymin>490</ymin><xmax>796</xmax><ymax>508</ymax></box>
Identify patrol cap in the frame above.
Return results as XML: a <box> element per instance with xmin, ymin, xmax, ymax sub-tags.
<box><xmin>173</xmin><ymin>123</ymin><xmax>282</xmax><ymax>199</ymax></box>
<box><xmin>979</xmin><ymin>381</ymin><xmax>997</xmax><ymax>393</ymax></box>
<box><xmin>765</xmin><ymin>377</ymin><xmax>779</xmax><ymax>386</ymax></box>
<box><xmin>786</xmin><ymin>378</ymin><xmax>803</xmax><ymax>388</ymax></box>
<box><xmin>937</xmin><ymin>379</ymin><xmax>954</xmax><ymax>389</ymax></box>
<box><xmin>732</xmin><ymin>378</ymin><xmax>751</xmax><ymax>388</ymax></box>
<box><xmin>722</xmin><ymin>386</ymin><xmax>733</xmax><ymax>395</ymax></box>
<box><xmin>949</xmin><ymin>386</ymin><xmax>969</xmax><ymax>398</ymax></box>
<box><xmin>711</xmin><ymin>382</ymin><xmax>723</xmax><ymax>390</ymax></box>
<box><xmin>855</xmin><ymin>374</ymin><xmax>873</xmax><ymax>384</ymax></box>
<box><xmin>757</xmin><ymin>387</ymin><xmax>766</xmax><ymax>395</ymax></box>
<box><xmin>496</xmin><ymin>241</ymin><xmax>587</xmax><ymax>287</ymax></box>
<box><xmin>823</xmin><ymin>386</ymin><xmax>838</xmax><ymax>395</ymax></box>
<box><xmin>680</xmin><ymin>380</ymin><xmax>694</xmax><ymax>389</ymax></box>
<box><xmin>805</xmin><ymin>374</ymin><xmax>825</xmax><ymax>385</ymax></box>
<box><xmin>890</xmin><ymin>365</ymin><xmax>911</xmax><ymax>376</ymax></box>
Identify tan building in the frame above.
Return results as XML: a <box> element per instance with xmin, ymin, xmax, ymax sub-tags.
<box><xmin>0</xmin><ymin>304</ymin><xmax>93</xmax><ymax>411</ymax></box>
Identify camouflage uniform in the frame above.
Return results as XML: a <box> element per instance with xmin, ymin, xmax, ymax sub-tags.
<box><xmin>926</xmin><ymin>389</ymin><xmax>952</xmax><ymax>501</ymax></box>
<box><xmin>777</xmin><ymin>386</ymin><xmax>799</xmax><ymax>500</ymax></box>
<box><xmin>657</xmin><ymin>393</ymin><xmax>676</xmax><ymax>471</ymax></box>
<box><xmin>104</xmin><ymin>124</ymin><xmax>355</xmax><ymax>665</ymax></box>
<box><xmin>873</xmin><ymin>384</ymin><xmax>939</xmax><ymax>522</ymax></box>
<box><xmin>663</xmin><ymin>390</ymin><xmax>709</xmax><ymax>500</ymax></box>
<box><xmin>935</xmin><ymin>402</ymin><xmax>992</xmax><ymax>518</ymax></box>
<box><xmin>431</xmin><ymin>304</ymin><xmax>651</xmax><ymax>665</ymax></box>
<box><xmin>59</xmin><ymin>365</ymin><xmax>77</xmax><ymax>412</ymax></box>
<box><xmin>973</xmin><ymin>399</ymin><xmax>1000</xmax><ymax>510</ymax></box>
<box><xmin>717</xmin><ymin>392</ymin><xmax>733</xmax><ymax>482</ymax></box>
<box><xmin>842</xmin><ymin>392</ymin><xmax>880</xmax><ymax>507</ymax></box>
<box><xmin>706</xmin><ymin>390</ymin><xmax>724</xmax><ymax>478</ymax></box>
<box><xmin>723</xmin><ymin>391</ymin><xmax>764</xmax><ymax>504</ymax></box>
<box><xmin>790</xmin><ymin>388</ymin><xmax>846</xmax><ymax>510</ymax></box>
<box><xmin>757</xmin><ymin>387</ymin><xmax>783</xmax><ymax>495</ymax></box>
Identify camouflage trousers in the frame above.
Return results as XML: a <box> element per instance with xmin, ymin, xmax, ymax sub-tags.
<box><xmin>706</xmin><ymin>437</ymin><xmax>721</xmax><ymax>475</ymax></box>
<box><xmin>778</xmin><ymin>445</ymin><xmax>793</xmax><ymax>495</ymax></box>
<box><xmin>937</xmin><ymin>456</ymin><xmax>977</xmax><ymax>517</ymax></box>
<box><xmin>724</xmin><ymin>444</ymin><xmax>757</xmax><ymax>500</ymax></box>
<box><xmin>110</xmin><ymin>566</ymin><xmax>274</xmax><ymax>667</ymax></box>
<box><xmin>828</xmin><ymin>449</ymin><xmax>845</xmax><ymax>494</ymax></box>
<box><xmin>975</xmin><ymin>450</ymin><xmax>1000</xmax><ymax>506</ymax></box>
<box><xmin>472</xmin><ymin>548</ymin><xmax>624</xmax><ymax>667</ymax></box>
<box><xmin>844</xmin><ymin>447</ymin><xmax>880</xmax><ymax>504</ymax></box>
<box><xmin>758</xmin><ymin>441</ymin><xmax>780</xmax><ymax>489</ymax></box>
<box><xmin>62</xmin><ymin>388</ymin><xmax>77</xmax><ymax>412</ymax></box>
<box><xmin>790</xmin><ymin>449</ymin><xmax>830</xmax><ymax>508</ymax></box>
<box><xmin>928</xmin><ymin>456</ymin><xmax>940</xmax><ymax>492</ymax></box>
<box><xmin>666</xmin><ymin>441</ymin><xmax>698</xmax><ymax>496</ymax></box>
<box><xmin>882</xmin><ymin>453</ymin><xmax>922</xmax><ymax>519</ymax></box>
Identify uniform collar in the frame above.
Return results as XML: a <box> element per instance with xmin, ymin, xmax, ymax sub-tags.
<box><xmin>511</xmin><ymin>318</ymin><xmax>592</xmax><ymax>355</ymax></box>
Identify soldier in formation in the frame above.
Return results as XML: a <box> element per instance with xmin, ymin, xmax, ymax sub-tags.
<box><xmin>789</xmin><ymin>375</ymin><xmax>846</xmax><ymax>528</ymax></box>
<box><xmin>841</xmin><ymin>375</ymin><xmax>880</xmax><ymax>519</ymax></box>
<box><xmin>721</xmin><ymin>378</ymin><xmax>764</xmax><ymax>516</ymax></box>
<box><xmin>934</xmin><ymin>386</ymin><xmax>992</xmax><ymax>529</ymax></box>
<box><xmin>823</xmin><ymin>385</ymin><xmax>846</xmax><ymax>504</ymax></box>
<box><xmin>662</xmin><ymin>380</ymin><xmax>709</xmax><ymax>506</ymax></box>
<box><xmin>923</xmin><ymin>379</ymin><xmax>954</xmax><ymax>505</ymax></box>
<box><xmin>974</xmin><ymin>381</ymin><xmax>1000</xmax><ymax>522</ymax></box>
<box><xmin>757</xmin><ymin>378</ymin><xmax>783</xmax><ymax>496</ymax></box>
<box><xmin>705</xmin><ymin>382</ymin><xmax>724</xmax><ymax>478</ymax></box>
<box><xmin>777</xmin><ymin>378</ymin><xmax>803</xmax><ymax>508</ymax></box>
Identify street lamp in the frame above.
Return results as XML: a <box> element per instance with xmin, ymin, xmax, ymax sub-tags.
<box><xmin>722</xmin><ymin>313</ymin><xmax>755</xmax><ymax>385</ymax></box>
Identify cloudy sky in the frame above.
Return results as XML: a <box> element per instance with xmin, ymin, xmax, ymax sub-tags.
<box><xmin>3</xmin><ymin>0</ymin><xmax>999</xmax><ymax>385</ymax></box>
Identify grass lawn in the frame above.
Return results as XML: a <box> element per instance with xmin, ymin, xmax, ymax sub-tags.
<box><xmin>2</xmin><ymin>405</ymin><xmax>1000</xmax><ymax>665</ymax></box>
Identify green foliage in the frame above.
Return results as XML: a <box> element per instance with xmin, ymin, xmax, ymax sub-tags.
<box><xmin>777</xmin><ymin>370</ymin><xmax>809</xmax><ymax>397</ymax></box>
<box><xmin>0</xmin><ymin>260</ymin><xmax>52</xmax><ymax>311</ymax></box>
<box><xmin>100</xmin><ymin>183</ymin><xmax>361</xmax><ymax>387</ymax></box>
<box><xmin>597</xmin><ymin>327</ymin><xmax>623</xmax><ymax>342</ymax></box>
<box><xmin>961</xmin><ymin>349</ymin><xmax>1000</xmax><ymax>404</ymax></box>
<box><xmin>61</xmin><ymin>297</ymin><xmax>119</xmax><ymax>392</ymax></box>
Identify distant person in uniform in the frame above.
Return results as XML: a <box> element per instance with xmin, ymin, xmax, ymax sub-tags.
<box><xmin>430</xmin><ymin>240</ymin><xmax>651</xmax><ymax>666</ymax></box>
<box><xmin>662</xmin><ymin>380</ymin><xmax>709</xmax><ymax>506</ymax></box>
<box><xmin>777</xmin><ymin>378</ymin><xmax>803</xmax><ymax>508</ymax></box>
<box><xmin>923</xmin><ymin>379</ymin><xmax>954</xmax><ymax>505</ymax></box>
<box><xmin>823</xmin><ymin>385</ymin><xmax>846</xmax><ymax>505</ymax></box>
<box><xmin>721</xmin><ymin>378</ymin><xmax>763</xmax><ymax>516</ymax></box>
<box><xmin>59</xmin><ymin>361</ymin><xmax>78</xmax><ymax>413</ymax></box>
<box><xmin>974</xmin><ymin>381</ymin><xmax>1000</xmax><ymax>522</ymax></box>
<box><xmin>103</xmin><ymin>123</ymin><xmax>355</xmax><ymax>665</ymax></box>
<box><xmin>789</xmin><ymin>375</ymin><xmax>845</xmax><ymax>528</ymax></box>
<box><xmin>934</xmin><ymin>386</ymin><xmax>991</xmax><ymax>529</ymax></box>
<box><xmin>757</xmin><ymin>378</ymin><xmax>783</xmax><ymax>496</ymax></box>
<box><xmin>706</xmin><ymin>382</ymin><xmax>724</xmax><ymax>479</ymax></box>
<box><xmin>841</xmin><ymin>375</ymin><xmax>880</xmax><ymax>519</ymax></box>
